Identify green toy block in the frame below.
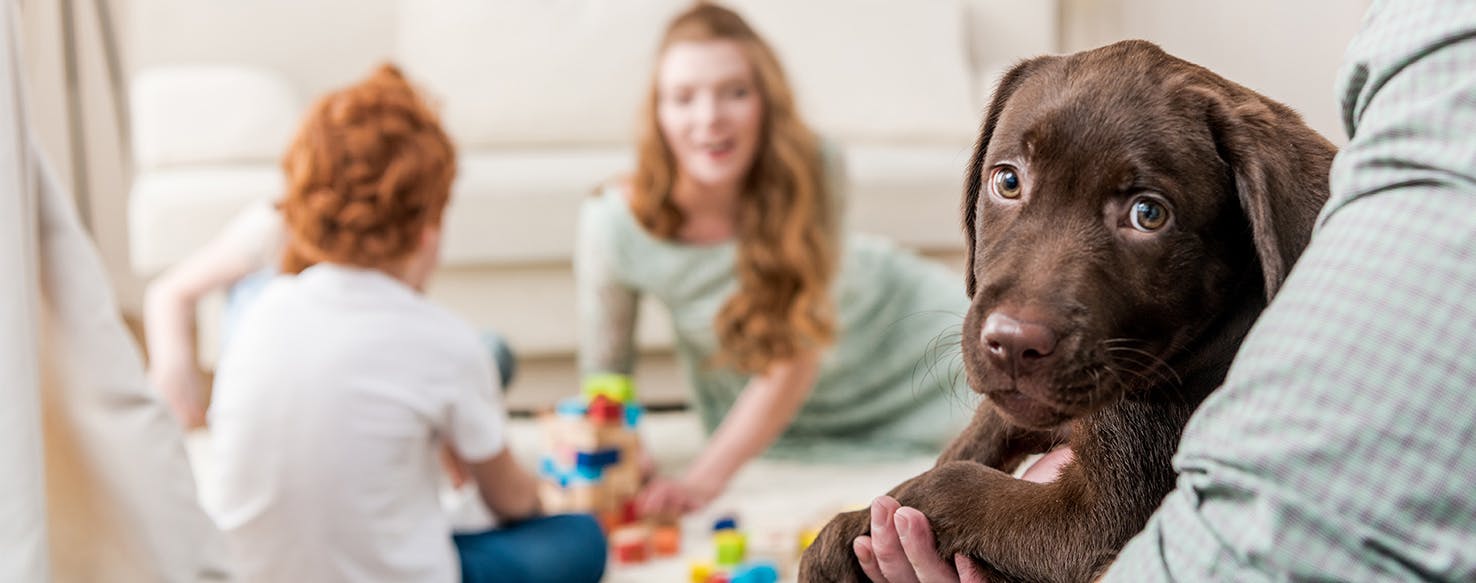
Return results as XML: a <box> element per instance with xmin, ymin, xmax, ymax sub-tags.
<box><xmin>582</xmin><ymin>373</ymin><xmax>636</xmax><ymax>404</ymax></box>
<box><xmin>715</xmin><ymin>530</ymin><xmax>747</xmax><ymax>566</ymax></box>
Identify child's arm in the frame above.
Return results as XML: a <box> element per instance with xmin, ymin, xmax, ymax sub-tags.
<box><xmin>143</xmin><ymin>201</ymin><xmax>281</xmax><ymax>427</ymax></box>
<box><xmin>466</xmin><ymin>446</ymin><xmax>541</xmax><ymax>523</ymax></box>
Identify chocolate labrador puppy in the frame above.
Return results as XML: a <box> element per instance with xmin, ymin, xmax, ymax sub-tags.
<box><xmin>800</xmin><ymin>40</ymin><xmax>1335</xmax><ymax>582</ymax></box>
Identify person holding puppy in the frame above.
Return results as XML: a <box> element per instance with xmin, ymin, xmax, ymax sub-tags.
<box><xmin>853</xmin><ymin>1</ymin><xmax>1476</xmax><ymax>581</ymax></box>
<box><xmin>207</xmin><ymin>64</ymin><xmax>605</xmax><ymax>583</ymax></box>
<box><xmin>578</xmin><ymin>2</ymin><xmax>975</xmax><ymax>517</ymax></box>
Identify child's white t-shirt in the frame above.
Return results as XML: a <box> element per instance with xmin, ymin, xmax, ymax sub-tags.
<box><xmin>207</xmin><ymin>263</ymin><xmax>505</xmax><ymax>583</ymax></box>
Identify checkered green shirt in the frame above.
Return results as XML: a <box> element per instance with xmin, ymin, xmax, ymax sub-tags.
<box><xmin>1104</xmin><ymin>1</ymin><xmax>1476</xmax><ymax>580</ymax></box>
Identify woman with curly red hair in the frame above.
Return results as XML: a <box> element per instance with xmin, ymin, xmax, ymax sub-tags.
<box><xmin>207</xmin><ymin>64</ymin><xmax>604</xmax><ymax>583</ymax></box>
<box><xmin>579</xmin><ymin>2</ymin><xmax>973</xmax><ymax>517</ymax></box>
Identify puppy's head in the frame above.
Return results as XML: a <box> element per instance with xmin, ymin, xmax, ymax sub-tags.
<box><xmin>960</xmin><ymin>40</ymin><xmax>1334</xmax><ymax>429</ymax></box>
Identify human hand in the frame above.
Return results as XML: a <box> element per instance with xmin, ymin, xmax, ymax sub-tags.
<box><xmin>634</xmin><ymin>474</ymin><xmax>721</xmax><ymax>519</ymax></box>
<box><xmin>852</xmin><ymin>447</ymin><xmax>1075</xmax><ymax>583</ymax></box>
<box><xmin>148</xmin><ymin>359</ymin><xmax>207</xmax><ymax>429</ymax></box>
<box><xmin>854</xmin><ymin>496</ymin><xmax>989</xmax><ymax>583</ymax></box>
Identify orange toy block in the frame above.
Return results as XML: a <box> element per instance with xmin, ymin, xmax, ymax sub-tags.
<box><xmin>651</xmin><ymin>524</ymin><xmax>681</xmax><ymax>557</ymax></box>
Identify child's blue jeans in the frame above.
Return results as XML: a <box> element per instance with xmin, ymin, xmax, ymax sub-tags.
<box><xmin>454</xmin><ymin>513</ymin><xmax>607</xmax><ymax>583</ymax></box>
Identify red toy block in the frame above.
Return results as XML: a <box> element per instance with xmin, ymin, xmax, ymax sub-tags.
<box><xmin>611</xmin><ymin>526</ymin><xmax>651</xmax><ymax>564</ymax></box>
<box><xmin>587</xmin><ymin>394</ymin><xmax>624</xmax><ymax>424</ymax></box>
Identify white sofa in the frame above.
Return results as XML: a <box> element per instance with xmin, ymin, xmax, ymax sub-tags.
<box><xmin>125</xmin><ymin>0</ymin><xmax>1059</xmax><ymax>407</ymax></box>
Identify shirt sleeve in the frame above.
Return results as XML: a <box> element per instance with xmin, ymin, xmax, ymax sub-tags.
<box><xmin>442</xmin><ymin>331</ymin><xmax>507</xmax><ymax>463</ymax></box>
<box><xmin>575</xmin><ymin>192</ymin><xmax>642</xmax><ymax>376</ymax></box>
<box><xmin>1104</xmin><ymin>1</ymin><xmax>1476</xmax><ymax>580</ymax></box>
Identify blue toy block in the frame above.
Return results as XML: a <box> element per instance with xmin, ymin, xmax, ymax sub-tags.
<box><xmin>624</xmin><ymin>403</ymin><xmax>643</xmax><ymax>428</ymax></box>
<box><xmin>732</xmin><ymin>561</ymin><xmax>778</xmax><ymax>583</ymax></box>
<box><xmin>540</xmin><ymin>457</ymin><xmax>604</xmax><ymax>486</ymax></box>
<box><xmin>576</xmin><ymin>448</ymin><xmax>621</xmax><ymax>469</ymax></box>
<box><xmin>713</xmin><ymin>515</ymin><xmax>739</xmax><ymax>532</ymax></box>
<box><xmin>555</xmin><ymin>397</ymin><xmax>588</xmax><ymax>418</ymax></box>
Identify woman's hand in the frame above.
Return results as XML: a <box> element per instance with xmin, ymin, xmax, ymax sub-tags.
<box><xmin>634</xmin><ymin>473</ymin><xmax>723</xmax><ymax>518</ymax></box>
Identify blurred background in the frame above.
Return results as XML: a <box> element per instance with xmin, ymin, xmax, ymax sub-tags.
<box><xmin>18</xmin><ymin>0</ymin><xmax>1370</xmax><ymax>409</ymax></box>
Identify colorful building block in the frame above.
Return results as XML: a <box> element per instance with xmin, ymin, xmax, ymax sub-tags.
<box><xmin>732</xmin><ymin>562</ymin><xmax>779</xmax><ymax>583</ymax></box>
<box><xmin>611</xmin><ymin>525</ymin><xmax>650</xmax><ymax>564</ymax></box>
<box><xmin>688</xmin><ymin>559</ymin><xmax>714</xmax><ymax>583</ymax></box>
<box><xmin>652</xmin><ymin>524</ymin><xmax>682</xmax><ymax>557</ymax></box>
<box><xmin>582</xmin><ymin>373</ymin><xmax>636</xmax><ymax>403</ymax></box>
<box><xmin>575</xmin><ymin>448</ymin><xmax>621</xmax><ymax>469</ymax></box>
<box><xmin>715</xmin><ymin>530</ymin><xmax>747</xmax><ymax>566</ymax></box>
<box><xmin>713</xmin><ymin>515</ymin><xmax>739</xmax><ymax>532</ymax></box>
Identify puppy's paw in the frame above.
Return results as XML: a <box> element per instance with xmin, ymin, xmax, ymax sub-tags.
<box><xmin>798</xmin><ymin>509</ymin><xmax>870</xmax><ymax>583</ymax></box>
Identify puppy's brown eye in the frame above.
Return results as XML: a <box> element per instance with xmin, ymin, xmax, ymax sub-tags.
<box><xmin>1129</xmin><ymin>197</ymin><xmax>1170</xmax><ymax>231</ymax></box>
<box><xmin>991</xmin><ymin>167</ymin><xmax>1022</xmax><ymax>199</ymax></box>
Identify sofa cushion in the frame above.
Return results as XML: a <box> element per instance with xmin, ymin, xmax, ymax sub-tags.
<box><xmin>130</xmin><ymin>66</ymin><xmax>302</xmax><ymax>169</ymax></box>
<box><xmin>443</xmin><ymin>149</ymin><xmax>634</xmax><ymax>265</ymax></box>
<box><xmin>128</xmin><ymin>149</ymin><xmax>634</xmax><ymax>274</ymax></box>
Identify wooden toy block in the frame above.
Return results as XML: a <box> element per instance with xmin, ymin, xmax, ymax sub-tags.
<box><xmin>713</xmin><ymin>515</ymin><xmax>739</xmax><ymax>532</ymax></box>
<box><xmin>651</xmin><ymin>524</ymin><xmax>681</xmax><ymax>557</ymax></box>
<box><xmin>541</xmin><ymin>415</ymin><xmax>631</xmax><ymax>450</ymax></box>
<box><xmin>587</xmin><ymin>394</ymin><xmax>624</xmax><ymax>424</ymax></box>
<box><xmin>555</xmin><ymin>398</ymin><xmax>588</xmax><ymax>417</ymax></box>
<box><xmin>705</xmin><ymin>573</ymin><xmax>730</xmax><ymax>583</ymax></box>
<box><xmin>602</xmin><ymin>460</ymin><xmax>642</xmax><ymax>498</ymax></box>
<box><xmin>732</xmin><ymin>562</ymin><xmax>779</xmax><ymax>583</ymax></box>
<box><xmin>715</xmin><ymin>530</ymin><xmax>746</xmax><ymax>566</ymax></box>
<box><xmin>798</xmin><ymin>527</ymin><xmax>820</xmax><ymax>553</ymax></box>
<box><xmin>576</xmin><ymin>448</ymin><xmax>621</xmax><ymax>468</ymax></box>
<box><xmin>688</xmin><ymin>559</ymin><xmax>714</xmax><ymax>583</ymax></box>
<box><xmin>610</xmin><ymin>525</ymin><xmax>651</xmax><ymax>564</ymax></box>
<box><xmin>582</xmin><ymin>373</ymin><xmax>636</xmax><ymax>404</ymax></box>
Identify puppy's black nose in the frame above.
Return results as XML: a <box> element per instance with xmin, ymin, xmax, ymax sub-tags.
<box><xmin>982</xmin><ymin>310</ymin><xmax>1059</xmax><ymax>375</ymax></box>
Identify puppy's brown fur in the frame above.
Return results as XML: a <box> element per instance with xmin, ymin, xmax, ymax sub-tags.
<box><xmin>801</xmin><ymin>40</ymin><xmax>1335</xmax><ymax>582</ymax></box>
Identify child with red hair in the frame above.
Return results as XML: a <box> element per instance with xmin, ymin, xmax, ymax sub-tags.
<box><xmin>206</xmin><ymin>64</ymin><xmax>604</xmax><ymax>583</ymax></box>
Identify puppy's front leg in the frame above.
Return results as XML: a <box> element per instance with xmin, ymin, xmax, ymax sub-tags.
<box><xmin>899</xmin><ymin>460</ymin><xmax>1118</xmax><ymax>583</ymax></box>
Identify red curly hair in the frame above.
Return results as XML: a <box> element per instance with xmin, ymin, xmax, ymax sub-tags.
<box><xmin>278</xmin><ymin>64</ymin><xmax>456</xmax><ymax>274</ymax></box>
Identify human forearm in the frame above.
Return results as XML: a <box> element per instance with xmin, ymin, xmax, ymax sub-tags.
<box><xmin>470</xmin><ymin>447</ymin><xmax>542</xmax><ymax>523</ymax></box>
<box><xmin>143</xmin><ymin>278</ymin><xmax>200</xmax><ymax>369</ymax></box>
<box><xmin>682</xmin><ymin>352</ymin><xmax>820</xmax><ymax>491</ymax></box>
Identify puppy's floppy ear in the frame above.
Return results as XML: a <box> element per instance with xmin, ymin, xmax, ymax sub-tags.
<box><xmin>964</xmin><ymin>57</ymin><xmax>1054</xmax><ymax>297</ymax></box>
<box><xmin>1198</xmin><ymin>81</ymin><xmax>1336</xmax><ymax>301</ymax></box>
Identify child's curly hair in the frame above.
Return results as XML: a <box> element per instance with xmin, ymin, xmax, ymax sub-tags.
<box><xmin>278</xmin><ymin>64</ymin><xmax>456</xmax><ymax>274</ymax></box>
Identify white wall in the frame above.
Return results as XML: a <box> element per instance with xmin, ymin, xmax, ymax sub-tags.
<box><xmin>1060</xmin><ymin>0</ymin><xmax>1371</xmax><ymax>144</ymax></box>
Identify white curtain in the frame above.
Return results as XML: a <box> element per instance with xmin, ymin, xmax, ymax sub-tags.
<box><xmin>2</xmin><ymin>2</ymin><xmax>231</xmax><ymax>581</ymax></box>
